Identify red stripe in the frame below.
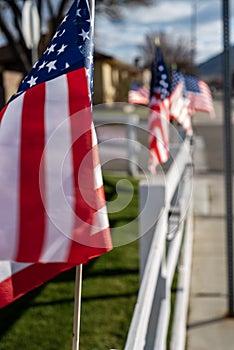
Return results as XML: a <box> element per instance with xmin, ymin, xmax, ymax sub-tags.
<box><xmin>0</xmin><ymin>263</ymin><xmax>74</xmax><ymax>309</ymax></box>
<box><xmin>66</xmin><ymin>69</ymin><xmax>111</xmax><ymax>260</ymax></box>
<box><xmin>67</xmin><ymin>69</ymin><xmax>99</xmax><ymax>260</ymax></box>
<box><xmin>149</xmin><ymin>101</ymin><xmax>169</xmax><ymax>166</ymax></box>
<box><xmin>0</xmin><ymin>104</ymin><xmax>7</xmax><ymax>123</ymax></box>
<box><xmin>16</xmin><ymin>84</ymin><xmax>46</xmax><ymax>262</ymax></box>
<box><xmin>67</xmin><ymin>69</ymin><xmax>94</xmax><ymax>221</ymax></box>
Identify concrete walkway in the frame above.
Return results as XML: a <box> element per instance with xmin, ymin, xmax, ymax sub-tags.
<box><xmin>186</xmin><ymin>166</ymin><xmax>234</xmax><ymax>348</ymax></box>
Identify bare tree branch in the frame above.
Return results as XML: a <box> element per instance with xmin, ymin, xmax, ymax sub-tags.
<box><xmin>138</xmin><ymin>31</ymin><xmax>194</xmax><ymax>73</ymax></box>
<box><xmin>0</xmin><ymin>4</ymin><xmax>30</xmax><ymax>73</ymax></box>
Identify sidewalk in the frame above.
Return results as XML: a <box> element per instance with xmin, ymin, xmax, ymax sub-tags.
<box><xmin>186</xmin><ymin>169</ymin><xmax>234</xmax><ymax>348</ymax></box>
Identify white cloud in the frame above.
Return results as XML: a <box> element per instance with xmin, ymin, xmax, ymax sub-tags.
<box><xmin>124</xmin><ymin>1</ymin><xmax>192</xmax><ymax>25</ymax></box>
<box><xmin>96</xmin><ymin>0</ymin><xmax>234</xmax><ymax>66</ymax></box>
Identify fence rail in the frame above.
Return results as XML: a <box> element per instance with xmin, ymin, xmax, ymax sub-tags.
<box><xmin>124</xmin><ymin>137</ymin><xmax>193</xmax><ymax>350</ymax></box>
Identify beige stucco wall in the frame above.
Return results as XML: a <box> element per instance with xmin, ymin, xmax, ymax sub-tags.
<box><xmin>4</xmin><ymin>71</ymin><xmax>23</xmax><ymax>102</ymax></box>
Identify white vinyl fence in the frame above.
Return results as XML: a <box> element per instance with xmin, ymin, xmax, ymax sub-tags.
<box><xmin>93</xmin><ymin>112</ymin><xmax>194</xmax><ymax>349</ymax></box>
<box><xmin>124</xmin><ymin>137</ymin><xmax>194</xmax><ymax>350</ymax></box>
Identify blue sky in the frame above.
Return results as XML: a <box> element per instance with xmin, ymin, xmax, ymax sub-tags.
<box><xmin>0</xmin><ymin>0</ymin><xmax>233</xmax><ymax>66</ymax></box>
<box><xmin>95</xmin><ymin>0</ymin><xmax>234</xmax><ymax>65</ymax></box>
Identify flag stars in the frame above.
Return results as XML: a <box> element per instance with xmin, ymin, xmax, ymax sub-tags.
<box><xmin>46</xmin><ymin>60</ymin><xmax>57</xmax><ymax>72</ymax></box>
<box><xmin>77</xmin><ymin>8</ymin><xmax>82</xmax><ymax>17</ymax></box>
<box><xmin>57</xmin><ymin>44</ymin><xmax>68</xmax><ymax>55</ymax></box>
<box><xmin>87</xmin><ymin>51</ymin><xmax>93</xmax><ymax>64</ymax></box>
<box><xmin>38</xmin><ymin>61</ymin><xmax>47</xmax><ymax>70</ymax></box>
<box><xmin>59</xmin><ymin>29</ymin><xmax>66</xmax><ymax>37</ymax></box>
<box><xmin>53</xmin><ymin>30</ymin><xmax>59</xmax><ymax>39</ymax></box>
<box><xmin>47</xmin><ymin>44</ymin><xmax>57</xmax><ymax>55</ymax></box>
<box><xmin>27</xmin><ymin>76</ymin><xmax>38</xmax><ymax>87</ymax></box>
<box><xmin>62</xmin><ymin>15</ymin><xmax>68</xmax><ymax>23</ymax></box>
<box><xmin>79</xmin><ymin>29</ymin><xmax>90</xmax><ymax>41</ymax></box>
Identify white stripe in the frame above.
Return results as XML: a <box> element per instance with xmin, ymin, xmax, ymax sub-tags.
<box><xmin>0</xmin><ymin>94</ymin><xmax>24</xmax><ymax>260</ymax></box>
<box><xmin>94</xmin><ymin>163</ymin><xmax>103</xmax><ymax>189</ymax></box>
<box><xmin>91</xmin><ymin>122</ymin><xmax>98</xmax><ymax>147</ymax></box>
<box><xmin>0</xmin><ymin>261</ymin><xmax>31</xmax><ymax>283</ymax></box>
<box><xmin>91</xmin><ymin>206</ymin><xmax>109</xmax><ymax>236</ymax></box>
<box><xmin>0</xmin><ymin>261</ymin><xmax>12</xmax><ymax>282</ymax></box>
<box><xmin>40</xmin><ymin>75</ymin><xmax>74</xmax><ymax>262</ymax></box>
<box><xmin>155</xmin><ymin>127</ymin><xmax>168</xmax><ymax>163</ymax></box>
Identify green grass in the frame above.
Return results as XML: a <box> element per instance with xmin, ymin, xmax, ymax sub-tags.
<box><xmin>0</xmin><ymin>174</ymin><xmax>139</xmax><ymax>350</ymax></box>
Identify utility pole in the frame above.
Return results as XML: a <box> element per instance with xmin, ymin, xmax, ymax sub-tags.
<box><xmin>222</xmin><ymin>0</ymin><xmax>234</xmax><ymax>316</ymax></box>
<box><xmin>190</xmin><ymin>0</ymin><xmax>197</xmax><ymax>65</ymax></box>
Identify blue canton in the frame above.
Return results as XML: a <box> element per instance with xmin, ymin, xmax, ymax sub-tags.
<box><xmin>150</xmin><ymin>45</ymin><xmax>171</xmax><ymax>101</ymax></box>
<box><xmin>172</xmin><ymin>70</ymin><xmax>188</xmax><ymax>98</ymax></box>
<box><xmin>13</xmin><ymin>0</ymin><xmax>93</xmax><ymax>101</ymax></box>
<box><xmin>184</xmin><ymin>74</ymin><xmax>200</xmax><ymax>93</ymax></box>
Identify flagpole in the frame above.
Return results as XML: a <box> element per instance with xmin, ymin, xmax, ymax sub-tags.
<box><xmin>72</xmin><ymin>2</ymin><xmax>95</xmax><ymax>349</ymax></box>
<box><xmin>72</xmin><ymin>265</ymin><xmax>83</xmax><ymax>350</ymax></box>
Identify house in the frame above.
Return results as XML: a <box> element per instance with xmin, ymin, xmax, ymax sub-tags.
<box><xmin>94</xmin><ymin>51</ymin><xmax>143</xmax><ymax>105</ymax></box>
<box><xmin>0</xmin><ymin>44</ymin><xmax>144</xmax><ymax>108</ymax></box>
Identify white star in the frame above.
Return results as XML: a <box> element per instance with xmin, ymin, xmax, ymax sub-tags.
<box><xmin>57</xmin><ymin>44</ymin><xmax>68</xmax><ymax>55</ymax></box>
<box><xmin>53</xmin><ymin>30</ymin><xmax>59</xmax><ymax>39</ymax></box>
<box><xmin>15</xmin><ymin>91</ymin><xmax>23</xmax><ymax>97</ymax></box>
<box><xmin>79</xmin><ymin>29</ymin><xmax>90</xmax><ymax>41</ymax></box>
<box><xmin>47</xmin><ymin>44</ymin><xmax>56</xmax><ymax>55</ymax></box>
<box><xmin>27</xmin><ymin>76</ymin><xmax>38</xmax><ymax>87</ymax></box>
<box><xmin>46</xmin><ymin>60</ymin><xmax>57</xmax><ymax>72</ymax></box>
<box><xmin>62</xmin><ymin>15</ymin><xmax>68</xmax><ymax>23</ymax></box>
<box><xmin>65</xmin><ymin>62</ymin><xmax>70</xmax><ymax>69</ymax></box>
<box><xmin>38</xmin><ymin>61</ymin><xmax>47</xmax><ymax>70</ymax></box>
<box><xmin>59</xmin><ymin>29</ymin><xmax>66</xmax><ymax>37</ymax></box>
<box><xmin>87</xmin><ymin>51</ymin><xmax>93</xmax><ymax>64</ymax></box>
<box><xmin>77</xmin><ymin>9</ymin><xmax>81</xmax><ymax>17</ymax></box>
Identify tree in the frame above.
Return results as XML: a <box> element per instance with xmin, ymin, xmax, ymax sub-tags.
<box><xmin>138</xmin><ymin>31</ymin><xmax>195</xmax><ymax>74</ymax></box>
<box><xmin>0</xmin><ymin>0</ymin><xmax>154</xmax><ymax>108</ymax></box>
<box><xmin>0</xmin><ymin>0</ymin><xmax>73</xmax><ymax>74</ymax></box>
<box><xmin>0</xmin><ymin>0</ymin><xmax>154</xmax><ymax>73</ymax></box>
<box><xmin>96</xmin><ymin>0</ymin><xmax>153</xmax><ymax>19</ymax></box>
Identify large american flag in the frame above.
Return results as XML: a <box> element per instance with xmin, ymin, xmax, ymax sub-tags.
<box><xmin>184</xmin><ymin>74</ymin><xmax>215</xmax><ymax>117</ymax></box>
<box><xmin>0</xmin><ymin>0</ymin><xmax>112</xmax><ymax>307</ymax></box>
<box><xmin>148</xmin><ymin>45</ymin><xmax>171</xmax><ymax>174</ymax></box>
<box><xmin>170</xmin><ymin>70</ymin><xmax>193</xmax><ymax>136</ymax></box>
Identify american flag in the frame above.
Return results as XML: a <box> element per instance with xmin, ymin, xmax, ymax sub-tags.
<box><xmin>0</xmin><ymin>261</ymin><xmax>72</xmax><ymax>308</ymax></box>
<box><xmin>170</xmin><ymin>70</ymin><xmax>193</xmax><ymax>136</ymax></box>
<box><xmin>128</xmin><ymin>81</ymin><xmax>149</xmax><ymax>105</ymax></box>
<box><xmin>184</xmin><ymin>74</ymin><xmax>215</xmax><ymax>117</ymax></box>
<box><xmin>0</xmin><ymin>0</ymin><xmax>112</xmax><ymax>307</ymax></box>
<box><xmin>148</xmin><ymin>44</ymin><xmax>171</xmax><ymax>174</ymax></box>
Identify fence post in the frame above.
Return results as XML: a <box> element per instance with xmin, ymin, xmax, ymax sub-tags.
<box><xmin>126</xmin><ymin>115</ymin><xmax>139</xmax><ymax>176</ymax></box>
<box><xmin>139</xmin><ymin>176</ymin><xmax>165</xmax><ymax>279</ymax></box>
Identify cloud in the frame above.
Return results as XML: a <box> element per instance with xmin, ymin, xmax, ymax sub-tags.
<box><xmin>95</xmin><ymin>0</ymin><xmax>234</xmax><ymax>65</ymax></box>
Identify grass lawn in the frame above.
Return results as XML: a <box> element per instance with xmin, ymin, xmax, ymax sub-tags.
<box><xmin>0</xmin><ymin>174</ymin><xmax>139</xmax><ymax>350</ymax></box>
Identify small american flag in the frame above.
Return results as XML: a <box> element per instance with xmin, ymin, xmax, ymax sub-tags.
<box><xmin>0</xmin><ymin>0</ymin><xmax>112</xmax><ymax>306</ymax></box>
<box><xmin>170</xmin><ymin>70</ymin><xmax>193</xmax><ymax>136</ymax></box>
<box><xmin>128</xmin><ymin>81</ymin><xmax>149</xmax><ymax>105</ymax></box>
<box><xmin>184</xmin><ymin>74</ymin><xmax>215</xmax><ymax>117</ymax></box>
<box><xmin>148</xmin><ymin>44</ymin><xmax>171</xmax><ymax>174</ymax></box>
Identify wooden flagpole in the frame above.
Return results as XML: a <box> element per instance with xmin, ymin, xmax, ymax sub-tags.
<box><xmin>72</xmin><ymin>1</ymin><xmax>95</xmax><ymax>350</ymax></box>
